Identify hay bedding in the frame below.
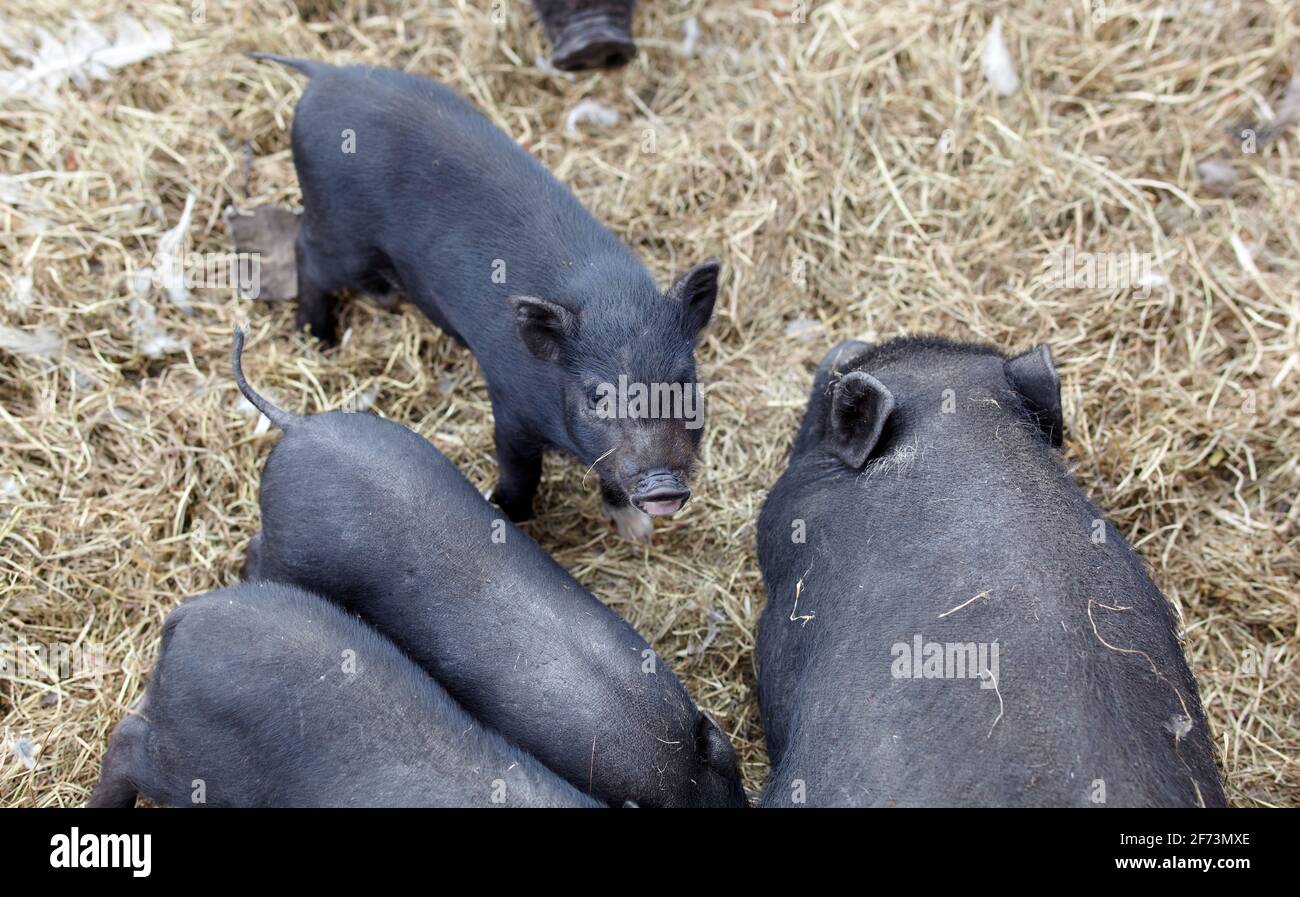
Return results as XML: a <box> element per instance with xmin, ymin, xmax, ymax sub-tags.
<box><xmin>0</xmin><ymin>0</ymin><xmax>1296</xmax><ymax>807</ymax></box>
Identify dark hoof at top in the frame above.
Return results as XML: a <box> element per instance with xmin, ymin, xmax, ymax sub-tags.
<box><xmin>552</xmin><ymin>32</ymin><xmax>636</xmax><ymax>71</ymax></box>
<box><xmin>535</xmin><ymin>1</ymin><xmax>637</xmax><ymax>71</ymax></box>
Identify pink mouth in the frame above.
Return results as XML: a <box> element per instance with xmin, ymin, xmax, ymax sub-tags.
<box><xmin>639</xmin><ymin>499</ymin><xmax>684</xmax><ymax>517</ymax></box>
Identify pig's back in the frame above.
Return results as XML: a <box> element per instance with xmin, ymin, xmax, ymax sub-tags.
<box><xmin>259</xmin><ymin>410</ymin><xmax>668</xmax><ymax>699</ymax></box>
<box><xmin>759</xmin><ymin>459</ymin><xmax>1223</xmax><ymax>807</ymax></box>
<box><xmin>290</xmin><ymin>64</ymin><xmax>628</xmax><ymax>301</ymax></box>
<box><xmin>138</xmin><ymin>582</ymin><xmax>599</xmax><ymax>807</ymax></box>
<box><xmin>256</xmin><ymin>412</ymin><xmax>706</xmax><ymax>802</ymax></box>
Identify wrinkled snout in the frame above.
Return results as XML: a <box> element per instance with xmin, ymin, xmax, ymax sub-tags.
<box><xmin>630</xmin><ymin>469</ymin><xmax>690</xmax><ymax>516</ymax></box>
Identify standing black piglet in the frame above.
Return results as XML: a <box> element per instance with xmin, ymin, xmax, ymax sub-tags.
<box><xmin>755</xmin><ymin>338</ymin><xmax>1226</xmax><ymax>807</ymax></box>
<box><xmin>249</xmin><ymin>54</ymin><xmax>718</xmax><ymax>540</ymax></box>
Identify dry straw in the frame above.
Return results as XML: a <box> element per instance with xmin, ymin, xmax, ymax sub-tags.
<box><xmin>1</xmin><ymin>0</ymin><xmax>1296</xmax><ymax>806</ymax></box>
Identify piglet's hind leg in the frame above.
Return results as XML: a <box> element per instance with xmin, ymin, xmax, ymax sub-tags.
<box><xmin>87</xmin><ymin>712</ymin><xmax>148</xmax><ymax>808</ymax></box>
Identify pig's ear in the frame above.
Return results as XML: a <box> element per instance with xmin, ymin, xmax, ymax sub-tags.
<box><xmin>1005</xmin><ymin>343</ymin><xmax>1063</xmax><ymax>447</ymax></box>
<box><xmin>826</xmin><ymin>371</ymin><xmax>894</xmax><ymax>469</ymax></box>
<box><xmin>510</xmin><ymin>295</ymin><xmax>575</xmax><ymax>364</ymax></box>
<box><xmin>667</xmin><ymin>259</ymin><xmax>720</xmax><ymax>339</ymax></box>
<box><xmin>694</xmin><ymin>712</ymin><xmax>737</xmax><ymax>777</ymax></box>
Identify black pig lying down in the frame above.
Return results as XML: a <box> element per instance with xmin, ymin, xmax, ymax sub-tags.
<box><xmin>88</xmin><ymin>582</ymin><xmax>601</xmax><ymax>808</ymax></box>
<box><xmin>248</xmin><ymin>54</ymin><xmax>719</xmax><ymax>541</ymax></box>
<box><xmin>232</xmin><ymin>331</ymin><xmax>747</xmax><ymax>809</ymax></box>
<box><xmin>756</xmin><ymin>338</ymin><xmax>1226</xmax><ymax>808</ymax></box>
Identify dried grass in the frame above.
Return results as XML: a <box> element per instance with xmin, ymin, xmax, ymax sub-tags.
<box><xmin>1</xmin><ymin>0</ymin><xmax>1297</xmax><ymax>807</ymax></box>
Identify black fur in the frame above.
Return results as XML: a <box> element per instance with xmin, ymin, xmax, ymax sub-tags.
<box><xmin>88</xmin><ymin>582</ymin><xmax>601</xmax><ymax>808</ymax></box>
<box><xmin>250</xmin><ymin>56</ymin><xmax>718</xmax><ymax>523</ymax></box>
<box><xmin>756</xmin><ymin>336</ymin><xmax>1226</xmax><ymax>807</ymax></box>
<box><xmin>233</xmin><ymin>333</ymin><xmax>747</xmax><ymax>808</ymax></box>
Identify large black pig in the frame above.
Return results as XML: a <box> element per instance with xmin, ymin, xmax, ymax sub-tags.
<box><xmin>88</xmin><ymin>582</ymin><xmax>601</xmax><ymax>808</ymax></box>
<box><xmin>755</xmin><ymin>337</ymin><xmax>1226</xmax><ymax>807</ymax></box>
<box><xmin>233</xmin><ymin>330</ymin><xmax>746</xmax><ymax>809</ymax></box>
<box><xmin>248</xmin><ymin>54</ymin><xmax>718</xmax><ymax>540</ymax></box>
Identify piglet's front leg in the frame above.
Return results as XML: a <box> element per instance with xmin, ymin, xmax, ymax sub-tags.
<box><xmin>490</xmin><ymin>426</ymin><xmax>542</xmax><ymax>523</ymax></box>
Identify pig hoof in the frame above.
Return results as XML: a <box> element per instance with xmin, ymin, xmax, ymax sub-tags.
<box><xmin>295</xmin><ymin>317</ymin><xmax>337</xmax><ymax>349</ymax></box>
<box><xmin>545</xmin><ymin>9</ymin><xmax>637</xmax><ymax>71</ymax></box>
<box><xmin>603</xmin><ymin>499</ymin><xmax>653</xmax><ymax>542</ymax></box>
<box><xmin>552</xmin><ymin>34</ymin><xmax>636</xmax><ymax>72</ymax></box>
<box><xmin>490</xmin><ymin>485</ymin><xmax>535</xmax><ymax>522</ymax></box>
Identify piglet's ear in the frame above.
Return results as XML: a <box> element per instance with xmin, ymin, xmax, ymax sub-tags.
<box><xmin>1005</xmin><ymin>343</ymin><xmax>1063</xmax><ymax>448</ymax></box>
<box><xmin>667</xmin><ymin>259</ymin><xmax>720</xmax><ymax>340</ymax></box>
<box><xmin>510</xmin><ymin>295</ymin><xmax>575</xmax><ymax>364</ymax></box>
<box><xmin>827</xmin><ymin>371</ymin><xmax>894</xmax><ymax>469</ymax></box>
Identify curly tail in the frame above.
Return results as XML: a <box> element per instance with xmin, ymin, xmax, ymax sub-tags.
<box><xmin>232</xmin><ymin>328</ymin><xmax>294</xmax><ymax>430</ymax></box>
<box><xmin>245</xmin><ymin>52</ymin><xmax>326</xmax><ymax>78</ymax></box>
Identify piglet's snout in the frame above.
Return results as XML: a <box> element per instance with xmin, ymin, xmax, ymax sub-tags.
<box><xmin>630</xmin><ymin>470</ymin><xmax>690</xmax><ymax>516</ymax></box>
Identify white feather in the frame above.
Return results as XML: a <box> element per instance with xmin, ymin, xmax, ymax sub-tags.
<box><xmin>129</xmin><ymin>273</ymin><xmax>187</xmax><ymax>359</ymax></box>
<box><xmin>565</xmin><ymin>100</ymin><xmax>619</xmax><ymax>136</ymax></box>
<box><xmin>0</xmin><ymin>174</ymin><xmax>45</xmax><ymax>207</ymax></box>
<box><xmin>0</xmin><ymin>15</ymin><xmax>172</xmax><ymax>105</ymax></box>
<box><xmin>155</xmin><ymin>193</ymin><xmax>196</xmax><ymax>310</ymax></box>
<box><xmin>14</xmin><ymin>737</ymin><xmax>38</xmax><ymax>770</ymax></box>
<box><xmin>981</xmin><ymin>17</ymin><xmax>1020</xmax><ymax>97</ymax></box>
<box><xmin>0</xmin><ymin>324</ymin><xmax>60</xmax><ymax>359</ymax></box>
<box><xmin>6</xmin><ymin>274</ymin><xmax>34</xmax><ymax>310</ymax></box>
<box><xmin>679</xmin><ymin>17</ymin><xmax>700</xmax><ymax>57</ymax></box>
